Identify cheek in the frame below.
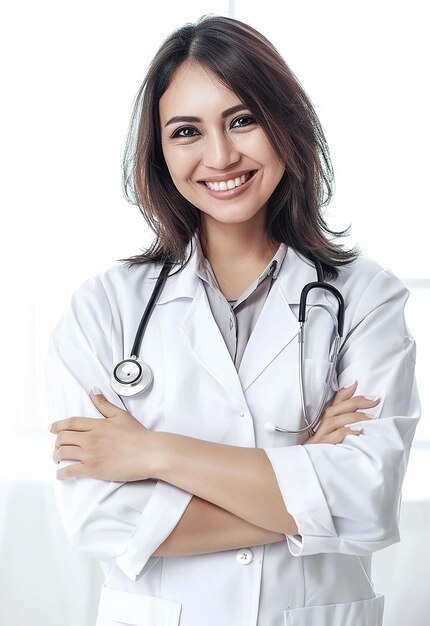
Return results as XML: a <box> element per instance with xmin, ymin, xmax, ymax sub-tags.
<box><xmin>233</xmin><ymin>131</ymin><xmax>283</xmax><ymax>171</ymax></box>
<box><xmin>259</xmin><ymin>142</ymin><xmax>284</xmax><ymax>170</ymax></box>
<box><xmin>264</xmin><ymin>151</ymin><xmax>286</xmax><ymax>184</ymax></box>
<box><xmin>163</xmin><ymin>147</ymin><xmax>199</xmax><ymax>183</ymax></box>
<box><xmin>163</xmin><ymin>159</ymin><xmax>197</xmax><ymax>202</ymax></box>
<box><xmin>274</xmin><ymin>159</ymin><xmax>287</xmax><ymax>181</ymax></box>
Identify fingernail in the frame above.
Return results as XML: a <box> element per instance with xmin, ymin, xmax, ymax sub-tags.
<box><xmin>365</xmin><ymin>395</ymin><xmax>380</xmax><ymax>402</ymax></box>
<box><xmin>350</xmin><ymin>428</ymin><xmax>362</xmax><ymax>433</ymax></box>
<box><xmin>364</xmin><ymin>413</ymin><xmax>377</xmax><ymax>419</ymax></box>
<box><xmin>91</xmin><ymin>386</ymin><xmax>103</xmax><ymax>396</ymax></box>
<box><xmin>343</xmin><ymin>380</ymin><xmax>357</xmax><ymax>389</ymax></box>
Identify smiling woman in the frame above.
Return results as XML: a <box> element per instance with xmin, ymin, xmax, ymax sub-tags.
<box><xmin>120</xmin><ymin>15</ymin><xmax>356</xmax><ymax>278</ymax></box>
<box><xmin>47</xmin><ymin>14</ymin><xmax>419</xmax><ymax>626</ymax></box>
<box><xmin>159</xmin><ymin>61</ymin><xmax>286</xmax><ymax>251</ymax></box>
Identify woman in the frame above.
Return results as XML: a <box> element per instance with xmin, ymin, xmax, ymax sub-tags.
<box><xmin>47</xmin><ymin>15</ymin><xmax>420</xmax><ymax>626</ymax></box>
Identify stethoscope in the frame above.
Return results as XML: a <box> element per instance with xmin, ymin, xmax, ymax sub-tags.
<box><xmin>111</xmin><ymin>254</ymin><xmax>344</xmax><ymax>435</ymax></box>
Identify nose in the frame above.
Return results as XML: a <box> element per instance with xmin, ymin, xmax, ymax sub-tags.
<box><xmin>202</xmin><ymin>131</ymin><xmax>240</xmax><ymax>170</ymax></box>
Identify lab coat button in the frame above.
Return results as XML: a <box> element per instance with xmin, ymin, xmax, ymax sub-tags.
<box><xmin>240</xmin><ymin>411</ymin><xmax>245</xmax><ymax>417</ymax></box>
<box><xmin>236</xmin><ymin>549</ymin><xmax>254</xmax><ymax>564</ymax></box>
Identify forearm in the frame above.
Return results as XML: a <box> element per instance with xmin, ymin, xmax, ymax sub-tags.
<box><xmin>153</xmin><ymin>495</ymin><xmax>285</xmax><ymax>557</ymax></box>
<box><xmin>151</xmin><ymin>431</ymin><xmax>298</xmax><ymax>534</ymax></box>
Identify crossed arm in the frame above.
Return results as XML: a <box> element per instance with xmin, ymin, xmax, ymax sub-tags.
<box><xmin>51</xmin><ymin>382</ymin><xmax>378</xmax><ymax>558</ymax></box>
<box><xmin>153</xmin><ymin>495</ymin><xmax>285</xmax><ymax>557</ymax></box>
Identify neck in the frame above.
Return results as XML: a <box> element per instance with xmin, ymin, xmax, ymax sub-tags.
<box><xmin>199</xmin><ymin>217</ymin><xmax>278</xmax><ymax>271</ymax></box>
<box><xmin>198</xmin><ymin>217</ymin><xmax>279</xmax><ymax>299</ymax></box>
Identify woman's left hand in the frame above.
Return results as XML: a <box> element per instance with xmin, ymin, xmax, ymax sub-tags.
<box><xmin>50</xmin><ymin>389</ymin><xmax>157</xmax><ymax>482</ymax></box>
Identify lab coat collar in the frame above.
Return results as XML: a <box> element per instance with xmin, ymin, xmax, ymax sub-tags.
<box><xmin>155</xmin><ymin>235</ymin><xmax>336</xmax><ymax>395</ymax></box>
<box><xmin>155</xmin><ymin>236</ymin><xmax>201</xmax><ymax>305</ymax></box>
<box><xmin>277</xmin><ymin>246</ymin><xmax>319</xmax><ymax>302</ymax></box>
<box><xmin>238</xmin><ymin>246</ymin><xmax>329</xmax><ymax>391</ymax></box>
<box><xmin>155</xmin><ymin>235</ymin><xmax>246</xmax><ymax>406</ymax></box>
<box><xmin>155</xmin><ymin>234</ymin><xmax>326</xmax><ymax>307</ymax></box>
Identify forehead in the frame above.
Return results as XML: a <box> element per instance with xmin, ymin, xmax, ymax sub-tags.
<box><xmin>159</xmin><ymin>61</ymin><xmax>242</xmax><ymax>120</ymax></box>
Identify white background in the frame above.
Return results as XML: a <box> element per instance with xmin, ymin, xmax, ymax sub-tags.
<box><xmin>1</xmin><ymin>1</ymin><xmax>428</xmax><ymax>461</ymax></box>
<box><xmin>0</xmin><ymin>2</ymin><xmax>429</xmax><ymax>625</ymax></box>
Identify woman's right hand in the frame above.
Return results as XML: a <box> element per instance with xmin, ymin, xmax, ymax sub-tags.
<box><xmin>304</xmin><ymin>381</ymin><xmax>380</xmax><ymax>445</ymax></box>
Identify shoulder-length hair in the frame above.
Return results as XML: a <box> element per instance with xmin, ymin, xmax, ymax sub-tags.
<box><xmin>119</xmin><ymin>14</ymin><xmax>357</xmax><ymax>278</ymax></box>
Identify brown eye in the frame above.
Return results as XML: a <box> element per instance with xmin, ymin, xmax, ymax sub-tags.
<box><xmin>231</xmin><ymin>115</ymin><xmax>256</xmax><ymax>128</ymax></box>
<box><xmin>171</xmin><ymin>126</ymin><xmax>200</xmax><ymax>139</ymax></box>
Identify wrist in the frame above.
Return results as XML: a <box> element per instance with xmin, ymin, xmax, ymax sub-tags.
<box><xmin>147</xmin><ymin>430</ymin><xmax>170</xmax><ymax>480</ymax></box>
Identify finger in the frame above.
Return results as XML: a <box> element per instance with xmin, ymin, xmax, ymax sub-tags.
<box><xmin>323</xmin><ymin>427</ymin><xmax>362</xmax><ymax>444</ymax></box>
<box><xmin>305</xmin><ymin>425</ymin><xmax>362</xmax><ymax>445</ymax></box>
<box><xmin>331</xmin><ymin>381</ymin><xmax>358</xmax><ymax>406</ymax></box>
<box><xmin>54</xmin><ymin>445</ymin><xmax>83</xmax><ymax>463</ymax></box>
<box><xmin>89</xmin><ymin>388</ymin><xmax>128</xmax><ymax>419</ymax></box>
<box><xmin>56</xmin><ymin>462</ymin><xmax>87</xmax><ymax>480</ymax></box>
<box><xmin>317</xmin><ymin>412</ymin><xmax>373</xmax><ymax>435</ymax></box>
<box><xmin>55</xmin><ymin>430</ymin><xmax>84</xmax><ymax>449</ymax></box>
<box><xmin>50</xmin><ymin>417</ymin><xmax>95</xmax><ymax>434</ymax></box>
<box><xmin>325</xmin><ymin>395</ymin><xmax>380</xmax><ymax>418</ymax></box>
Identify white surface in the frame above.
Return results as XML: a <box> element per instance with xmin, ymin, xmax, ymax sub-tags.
<box><xmin>372</xmin><ymin>502</ymin><xmax>430</xmax><ymax>626</ymax></box>
<box><xmin>0</xmin><ymin>478</ymin><xmax>104</xmax><ymax>626</ymax></box>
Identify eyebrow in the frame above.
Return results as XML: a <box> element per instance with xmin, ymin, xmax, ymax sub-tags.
<box><xmin>164</xmin><ymin>104</ymin><xmax>248</xmax><ymax>127</ymax></box>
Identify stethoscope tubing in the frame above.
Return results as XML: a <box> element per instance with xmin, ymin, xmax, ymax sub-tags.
<box><xmin>111</xmin><ymin>251</ymin><xmax>345</xmax><ymax>436</ymax></box>
<box><xmin>299</xmin><ymin>281</ymin><xmax>345</xmax><ymax>337</ymax></box>
<box><xmin>130</xmin><ymin>261</ymin><xmax>172</xmax><ymax>358</ymax></box>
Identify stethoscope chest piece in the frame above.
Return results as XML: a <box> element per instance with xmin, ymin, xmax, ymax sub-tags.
<box><xmin>110</xmin><ymin>356</ymin><xmax>153</xmax><ymax>397</ymax></box>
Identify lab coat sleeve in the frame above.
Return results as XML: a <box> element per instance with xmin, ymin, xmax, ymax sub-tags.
<box><xmin>263</xmin><ymin>268</ymin><xmax>420</xmax><ymax>556</ymax></box>
<box><xmin>45</xmin><ymin>275</ymin><xmax>192</xmax><ymax>581</ymax></box>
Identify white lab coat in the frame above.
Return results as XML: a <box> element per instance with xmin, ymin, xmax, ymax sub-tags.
<box><xmin>46</xmin><ymin>241</ymin><xmax>420</xmax><ymax>626</ymax></box>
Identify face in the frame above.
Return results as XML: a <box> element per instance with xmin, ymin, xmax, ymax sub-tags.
<box><xmin>159</xmin><ymin>61</ymin><xmax>285</xmax><ymax>234</ymax></box>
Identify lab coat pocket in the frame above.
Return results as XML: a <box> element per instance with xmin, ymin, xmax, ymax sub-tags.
<box><xmin>283</xmin><ymin>593</ymin><xmax>384</xmax><ymax>626</ymax></box>
<box><xmin>96</xmin><ymin>585</ymin><xmax>182</xmax><ymax>626</ymax></box>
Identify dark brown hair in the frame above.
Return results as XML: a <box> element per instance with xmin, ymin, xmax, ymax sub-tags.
<box><xmin>119</xmin><ymin>14</ymin><xmax>358</xmax><ymax>278</ymax></box>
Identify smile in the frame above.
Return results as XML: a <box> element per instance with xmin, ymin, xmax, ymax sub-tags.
<box><xmin>203</xmin><ymin>171</ymin><xmax>255</xmax><ymax>191</ymax></box>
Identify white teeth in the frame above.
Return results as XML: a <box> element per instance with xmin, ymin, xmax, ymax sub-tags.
<box><xmin>205</xmin><ymin>172</ymin><xmax>252</xmax><ymax>191</ymax></box>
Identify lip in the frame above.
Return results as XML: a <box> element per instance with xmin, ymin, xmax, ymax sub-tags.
<box><xmin>198</xmin><ymin>170</ymin><xmax>258</xmax><ymax>200</ymax></box>
<box><xmin>198</xmin><ymin>169</ymin><xmax>255</xmax><ymax>183</ymax></box>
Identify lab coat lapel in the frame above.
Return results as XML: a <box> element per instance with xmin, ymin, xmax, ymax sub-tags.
<box><xmin>156</xmin><ymin>237</ymin><xmax>247</xmax><ymax>408</ymax></box>
<box><xmin>180</xmin><ymin>284</ymin><xmax>247</xmax><ymax>407</ymax></box>
<box><xmin>156</xmin><ymin>240</ymin><xmax>332</xmax><ymax>403</ymax></box>
<box><xmin>238</xmin><ymin>248</ymin><xmax>320</xmax><ymax>392</ymax></box>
